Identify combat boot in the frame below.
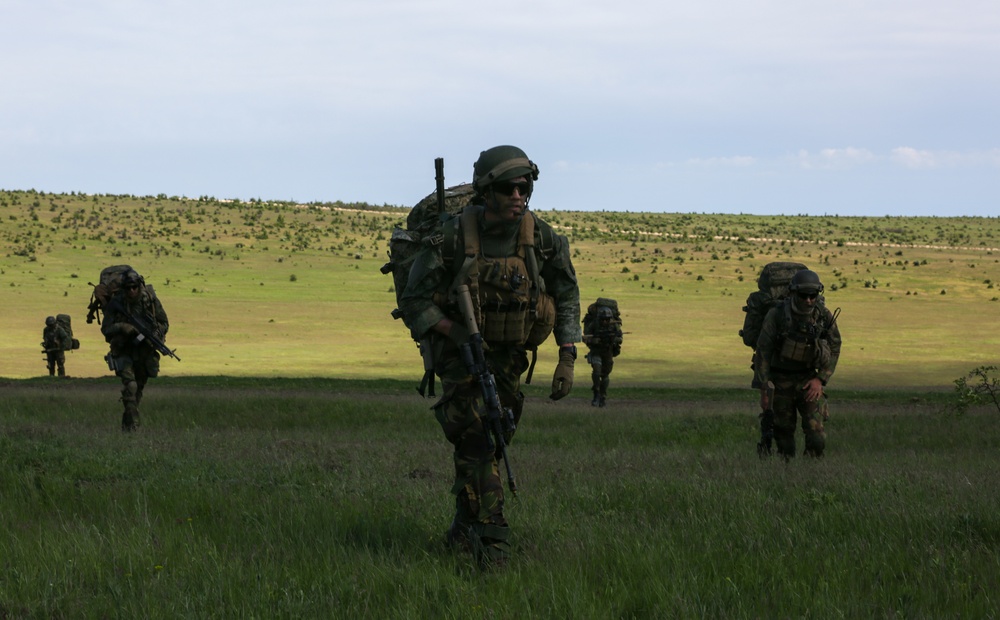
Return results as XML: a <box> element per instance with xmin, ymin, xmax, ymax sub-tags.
<box><xmin>445</xmin><ymin>518</ymin><xmax>474</xmax><ymax>554</ymax></box>
<box><xmin>471</xmin><ymin>522</ymin><xmax>511</xmax><ymax>571</ymax></box>
<box><xmin>591</xmin><ymin>388</ymin><xmax>600</xmax><ymax>407</ymax></box>
<box><xmin>121</xmin><ymin>403</ymin><xmax>139</xmax><ymax>432</ymax></box>
<box><xmin>599</xmin><ymin>394</ymin><xmax>607</xmax><ymax>407</ymax></box>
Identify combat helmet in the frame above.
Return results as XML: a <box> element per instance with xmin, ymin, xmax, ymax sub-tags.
<box><xmin>46</xmin><ymin>316</ymin><xmax>56</xmax><ymax>326</ymax></box>
<box><xmin>121</xmin><ymin>269</ymin><xmax>143</xmax><ymax>289</ymax></box>
<box><xmin>789</xmin><ymin>269</ymin><xmax>824</xmax><ymax>294</ymax></box>
<box><xmin>472</xmin><ymin>145</ymin><xmax>539</xmax><ymax>195</ymax></box>
<box><xmin>597</xmin><ymin>306</ymin><xmax>615</xmax><ymax>322</ymax></box>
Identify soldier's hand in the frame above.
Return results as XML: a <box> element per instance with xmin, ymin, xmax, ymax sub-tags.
<box><xmin>119</xmin><ymin>323</ymin><xmax>137</xmax><ymax>337</ymax></box>
<box><xmin>759</xmin><ymin>388</ymin><xmax>770</xmax><ymax>411</ymax></box>
<box><xmin>549</xmin><ymin>345</ymin><xmax>576</xmax><ymax>400</ymax></box>
<box><xmin>803</xmin><ymin>378</ymin><xmax>823</xmax><ymax>402</ymax></box>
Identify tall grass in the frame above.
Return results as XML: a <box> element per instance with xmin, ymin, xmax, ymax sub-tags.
<box><xmin>2</xmin><ymin>378</ymin><xmax>997</xmax><ymax>617</ymax></box>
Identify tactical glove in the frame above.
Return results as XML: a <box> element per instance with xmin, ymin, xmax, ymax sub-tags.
<box><xmin>549</xmin><ymin>345</ymin><xmax>576</xmax><ymax>401</ymax></box>
<box><xmin>119</xmin><ymin>323</ymin><xmax>138</xmax><ymax>337</ymax></box>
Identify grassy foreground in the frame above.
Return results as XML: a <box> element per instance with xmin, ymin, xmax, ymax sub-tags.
<box><xmin>2</xmin><ymin>377</ymin><xmax>997</xmax><ymax>618</ymax></box>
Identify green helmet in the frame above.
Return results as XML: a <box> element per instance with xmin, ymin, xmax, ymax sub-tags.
<box><xmin>121</xmin><ymin>269</ymin><xmax>143</xmax><ymax>288</ymax></box>
<box><xmin>472</xmin><ymin>145</ymin><xmax>539</xmax><ymax>194</ymax></box>
<box><xmin>789</xmin><ymin>269</ymin><xmax>824</xmax><ymax>294</ymax></box>
<box><xmin>46</xmin><ymin>316</ymin><xmax>56</xmax><ymax>326</ymax></box>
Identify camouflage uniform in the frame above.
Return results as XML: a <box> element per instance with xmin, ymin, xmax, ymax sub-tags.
<box><xmin>583</xmin><ymin>306</ymin><xmax>622</xmax><ymax>407</ymax></box>
<box><xmin>756</xmin><ymin>297</ymin><xmax>841</xmax><ymax>458</ymax></box>
<box><xmin>401</xmin><ymin>199</ymin><xmax>580</xmax><ymax>567</ymax></box>
<box><xmin>101</xmin><ymin>274</ymin><xmax>169</xmax><ymax>431</ymax></box>
<box><xmin>42</xmin><ymin>320</ymin><xmax>71</xmax><ymax>376</ymax></box>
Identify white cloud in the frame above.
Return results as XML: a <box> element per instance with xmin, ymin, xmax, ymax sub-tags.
<box><xmin>685</xmin><ymin>156</ymin><xmax>756</xmax><ymax>167</ymax></box>
<box><xmin>796</xmin><ymin>148</ymin><xmax>876</xmax><ymax>170</ymax></box>
<box><xmin>891</xmin><ymin>147</ymin><xmax>1000</xmax><ymax>169</ymax></box>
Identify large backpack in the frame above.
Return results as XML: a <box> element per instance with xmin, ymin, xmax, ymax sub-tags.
<box><xmin>739</xmin><ymin>262</ymin><xmax>808</xmax><ymax>349</ymax></box>
<box><xmin>85</xmin><ymin>264</ymin><xmax>134</xmax><ymax>325</ymax></box>
<box><xmin>55</xmin><ymin>314</ymin><xmax>80</xmax><ymax>350</ymax></box>
<box><xmin>381</xmin><ymin>180</ymin><xmax>479</xmax><ymax>325</ymax></box>
<box><xmin>583</xmin><ymin>298</ymin><xmax>622</xmax><ymax>334</ymax></box>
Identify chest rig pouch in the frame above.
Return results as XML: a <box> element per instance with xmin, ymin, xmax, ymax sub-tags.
<box><xmin>443</xmin><ymin>206</ymin><xmax>555</xmax><ymax>348</ymax></box>
<box><xmin>777</xmin><ymin>303</ymin><xmax>821</xmax><ymax>368</ymax></box>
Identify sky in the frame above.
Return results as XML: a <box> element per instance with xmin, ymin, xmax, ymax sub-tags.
<box><xmin>2</xmin><ymin>0</ymin><xmax>998</xmax><ymax>216</ymax></box>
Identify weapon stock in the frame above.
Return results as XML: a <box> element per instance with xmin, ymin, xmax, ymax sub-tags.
<box><xmin>455</xmin><ymin>284</ymin><xmax>518</xmax><ymax>496</ymax></box>
<box><xmin>107</xmin><ymin>297</ymin><xmax>180</xmax><ymax>362</ymax></box>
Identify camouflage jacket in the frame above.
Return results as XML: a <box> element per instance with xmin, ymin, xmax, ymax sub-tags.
<box><xmin>400</xmin><ymin>209</ymin><xmax>581</xmax><ymax>346</ymax></box>
<box><xmin>100</xmin><ymin>287</ymin><xmax>169</xmax><ymax>346</ymax></box>
<box><xmin>42</xmin><ymin>325</ymin><xmax>71</xmax><ymax>351</ymax></box>
<box><xmin>756</xmin><ymin>298</ymin><xmax>841</xmax><ymax>385</ymax></box>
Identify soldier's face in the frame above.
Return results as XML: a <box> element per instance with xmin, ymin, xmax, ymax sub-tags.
<box><xmin>126</xmin><ymin>283</ymin><xmax>141</xmax><ymax>299</ymax></box>
<box><xmin>795</xmin><ymin>291</ymin><xmax>818</xmax><ymax>310</ymax></box>
<box><xmin>484</xmin><ymin>176</ymin><xmax>529</xmax><ymax>224</ymax></box>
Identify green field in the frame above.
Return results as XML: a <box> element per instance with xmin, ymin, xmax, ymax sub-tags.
<box><xmin>2</xmin><ymin>190</ymin><xmax>1000</xmax><ymax>617</ymax></box>
<box><xmin>3</xmin><ymin>189</ymin><xmax>999</xmax><ymax>389</ymax></box>
<box><xmin>2</xmin><ymin>379</ymin><xmax>998</xmax><ymax>617</ymax></box>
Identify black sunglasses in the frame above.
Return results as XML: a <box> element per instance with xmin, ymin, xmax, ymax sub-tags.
<box><xmin>797</xmin><ymin>292</ymin><xmax>818</xmax><ymax>300</ymax></box>
<box><xmin>492</xmin><ymin>181</ymin><xmax>531</xmax><ymax>197</ymax></box>
<box><xmin>126</xmin><ymin>284</ymin><xmax>140</xmax><ymax>290</ymax></box>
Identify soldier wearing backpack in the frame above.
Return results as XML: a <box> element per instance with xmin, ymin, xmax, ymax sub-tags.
<box><xmin>756</xmin><ymin>269</ymin><xmax>842</xmax><ymax>460</ymax></box>
<box><xmin>41</xmin><ymin>316</ymin><xmax>72</xmax><ymax>377</ymax></box>
<box><xmin>101</xmin><ymin>269</ymin><xmax>170</xmax><ymax>432</ymax></box>
<box><xmin>582</xmin><ymin>300</ymin><xmax>623</xmax><ymax>407</ymax></box>
<box><xmin>401</xmin><ymin>145</ymin><xmax>581</xmax><ymax>569</ymax></box>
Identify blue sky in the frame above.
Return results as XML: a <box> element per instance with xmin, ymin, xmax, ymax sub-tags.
<box><xmin>2</xmin><ymin>0</ymin><xmax>997</xmax><ymax>216</ymax></box>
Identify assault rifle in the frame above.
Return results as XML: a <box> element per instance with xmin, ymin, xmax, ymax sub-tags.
<box><xmin>757</xmin><ymin>380</ymin><xmax>774</xmax><ymax>458</ymax></box>
<box><xmin>106</xmin><ymin>297</ymin><xmax>181</xmax><ymax>362</ymax></box>
<box><xmin>416</xmin><ymin>157</ymin><xmax>447</xmax><ymax>398</ymax></box>
<box><xmin>455</xmin><ymin>284</ymin><xmax>518</xmax><ymax>496</ymax></box>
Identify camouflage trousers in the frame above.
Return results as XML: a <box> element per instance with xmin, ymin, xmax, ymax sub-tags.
<box><xmin>586</xmin><ymin>348</ymin><xmax>614</xmax><ymax>397</ymax></box>
<box><xmin>433</xmin><ymin>343</ymin><xmax>527</xmax><ymax>562</ymax></box>
<box><xmin>46</xmin><ymin>350</ymin><xmax>66</xmax><ymax>376</ymax></box>
<box><xmin>771</xmin><ymin>373</ymin><xmax>828</xmax><ymax>458</ymax></box>
<box><xmin>109</xmin><ymin>345</ymin><xmax>160</xmax><ymax>431</ymax></box>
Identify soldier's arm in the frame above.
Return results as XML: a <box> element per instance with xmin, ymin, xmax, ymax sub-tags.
<box><xmin>100</xmin><ymin>304</ymin><xmax>123</xmax><ymax>339</ymax></box>
<box><xmin>153</xmin><ymin>297</ymin><xmax>169</xmax><ymax>337</ymax></box>
<box><xmin>818</xmin><ymin>308</ymin><xmax>842</xmax><ymax>384</ymax></box>
<box><xmin>540</xmin><ymin>233</ymin><xmax>581</xmax><ymax>345</ymax></box>
<box><xmin>755</xmin><ymin>308</ymin><xmax>781</xmax><ymax>385</ymax></box>
<box><xmin>399</xmin><ymin>244</ymin><xmax>450</xmax><ymax>341</ymax></box>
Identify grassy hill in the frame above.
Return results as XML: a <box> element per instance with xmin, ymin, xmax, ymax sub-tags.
<box><xmin>3</xmin><ymin>188</ymin><xmax>998</xmax><ymax>388</ymax></box>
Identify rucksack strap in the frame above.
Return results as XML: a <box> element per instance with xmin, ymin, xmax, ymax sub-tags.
<box><xmin>447</xmin><ymin>207</ymin><xmax>482</xmax><ymax>301</ymax></box>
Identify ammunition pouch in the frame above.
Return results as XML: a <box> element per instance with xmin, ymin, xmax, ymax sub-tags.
<box><xmin>524</xmin><ymin>292</ymin><xmax>555</xmax><ymax>349</ymax></box>
<box><xmin>778</xmin><ymin>331</ymin><xmax>816</xmax><ymax>366</ymax></box>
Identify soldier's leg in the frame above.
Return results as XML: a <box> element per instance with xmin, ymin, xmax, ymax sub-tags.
<box><xmin>434</xmin><ymin>381</ymin><xmax>509</xmax><ymax>567</ymax></box>
<box><xmin>118</xmin><ymin>363</ymin><xmax>139</xmax><ymax>432</ymax></box>
<box><xmin>56</xmin><ymin>351</ymin><xmax>66</xmax><ymax>377</ymax></box>
<box><xmin>599</xmin><ymin>352</ymin><xmax>614</xmax><ymax>406</ymax></box>
<box><xmin>46</xmin><ymin>353</ymin><xmax>56</xmax><ymax>376</ymax></box>
<box><xmin>770</xmin><ymin>379</ymin><xmax>798</xmax><ymax>459</ymax></box>
<box><xmin>800</xmin><ymin>393</ymin><xmax>827</xmax><ymax>457</ymax></box>
<box><xmin>587</xmin><ymin>352</ymin><xmax>602</xmax><ymax>406</ymax></box>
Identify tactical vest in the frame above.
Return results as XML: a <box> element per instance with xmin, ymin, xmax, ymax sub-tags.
<box><xmin>773</xmin><ymin>299</ymin><xmax>830</xmax><ymax>371</ymax></box>
<box><xmin>111</xmin><ymin>289</ymin><xmax>162</xmax><ymax>335</ymax></box>
<box><xmin>439</xmin><ymin>205</ymin><xmax>556</xmax><ymax>348</ymax></box>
